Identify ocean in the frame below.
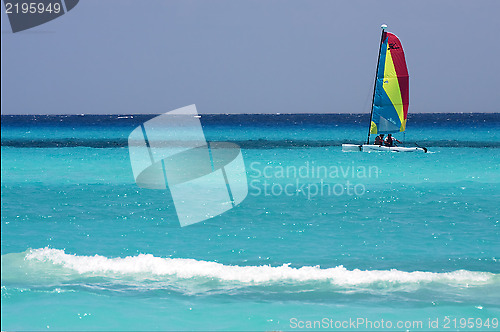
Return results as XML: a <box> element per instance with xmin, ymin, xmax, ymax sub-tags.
<box><xmin>1</xmin><ymin>113</ymin><xmax>499</xmax><ymax>331</ymax></box>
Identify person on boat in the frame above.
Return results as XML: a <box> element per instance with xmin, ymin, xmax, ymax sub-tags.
<box><xmin>374</xmin><ymin>134</ymin><xmax>384</xmax><ymax>145</ymax></box>
<box><xmin>384</xmin><ymin>134</ymin><xmax>402</xmax><ymax>147</ymax></box>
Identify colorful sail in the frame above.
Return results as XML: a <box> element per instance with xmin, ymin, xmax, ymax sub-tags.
<box><xmin>370</xmin><ymin>31</ymin><xmax>409</xmax><ymax>134</ymax></box>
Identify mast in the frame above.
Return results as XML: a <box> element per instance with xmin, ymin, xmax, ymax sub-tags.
<box><xmin>366</xmin><ymin>24</ymin><xmax>387</xmax><ymax>145</ymax></box>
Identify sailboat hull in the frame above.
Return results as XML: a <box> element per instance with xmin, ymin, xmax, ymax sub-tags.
<box><xmin>342</xmin><ymin>144</ymin><xmax>426</xmax><ymax>153</ymax></box>
<box><xmin>341</xmin><ymin>144</ymin><xmax>363</xmax><ymax>152</ymax></box>
<box><xmin>362</xmin><ymin>145</ymin><xmax>426</xmax><ymax>152</ymax></box>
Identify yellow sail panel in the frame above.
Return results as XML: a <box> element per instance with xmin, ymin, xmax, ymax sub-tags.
<box><xmin>400</xmin><ymin>118</ymin><xmax>407</xmax><ymax>132</ymax></box>
<box><xmin>383</xmin><ymin>49</ymin><xmax>405</xmax><ymax>126</ymax></box>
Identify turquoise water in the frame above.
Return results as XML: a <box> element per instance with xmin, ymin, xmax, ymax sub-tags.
<box><xmin>1</xmin><ymin>114</ymin><xmax>499</xmax><ymax>331</ymax></box>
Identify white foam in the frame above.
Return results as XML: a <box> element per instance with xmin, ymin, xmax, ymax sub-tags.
<box><xmin>25</xmin><ymin>248</ymin><xmax>495</xmax><ymax>286</ymax></box>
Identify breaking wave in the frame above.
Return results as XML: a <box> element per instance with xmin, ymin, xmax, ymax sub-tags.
<box><xmin>2</xmin><ymin>248</ymin><xmax>494</xmax><ymax>286</ymax></box>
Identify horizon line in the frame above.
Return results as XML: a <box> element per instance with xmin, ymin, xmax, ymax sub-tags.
<box><xmin>2</xmin><ymin>112</ymin><xmax>499</xmax><ymax>116</ymax></box>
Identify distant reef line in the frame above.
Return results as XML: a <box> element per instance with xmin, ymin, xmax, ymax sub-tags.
<box><xmin>2</xmin><ymin>139</ymin><xmax>499</xmax><ymax>149</ymax></box>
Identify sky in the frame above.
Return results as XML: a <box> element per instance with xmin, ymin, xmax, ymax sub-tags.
<box><xmin>1</xmin><ymin>0</ymin><xmax>499</xmax><ymax>114</ymax></box>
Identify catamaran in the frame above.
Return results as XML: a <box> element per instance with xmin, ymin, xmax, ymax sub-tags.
<box><xmin>342</xmin><ymin>25</ymin><xmax>427</xmax><ymax>153</ymax></box>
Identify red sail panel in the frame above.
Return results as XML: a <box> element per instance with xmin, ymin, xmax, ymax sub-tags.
<box><xmin>386</xmin><ymin>32</ymin><xmax>409</xmax><ymax>121</ymax></box>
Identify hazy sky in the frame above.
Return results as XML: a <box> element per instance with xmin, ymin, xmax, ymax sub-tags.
<box><xmin>1</xmin><ymin>0</ymin><xmax>499</xmax><ymax>114</ymax></box>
